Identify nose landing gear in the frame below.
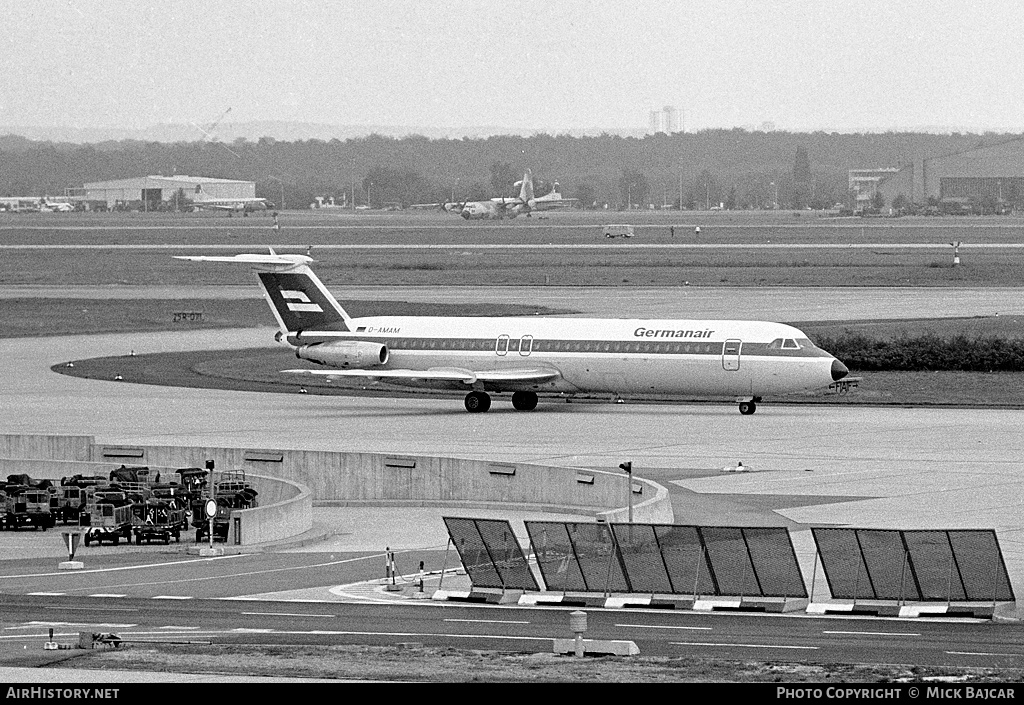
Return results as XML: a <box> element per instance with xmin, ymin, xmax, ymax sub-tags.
<box><xmin>738</xmin><ymin>397</ymin><xmax>761</xmax><ymax>415</ymax></box>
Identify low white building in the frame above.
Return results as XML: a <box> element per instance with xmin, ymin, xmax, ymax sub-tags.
<box><xmin>70</xmin><ymin>175</ymin><xmax>255</xmax><ymax>209</ymax></box>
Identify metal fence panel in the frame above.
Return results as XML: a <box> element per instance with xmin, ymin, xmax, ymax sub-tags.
<box><xmin>567</xmin><ymin>522</ymin><xmax>630</xmax><ymax>593</ymax></box>
<box><xmin>814</xmin><ymin>528</ymin><xmax>1014</xmax><ymax>603</ymax></box>
<box><xmin>700</xmin><ymin>526</ymin><xmax>760</xmax><ymax>596</ymax></box>
<box><xmin>948</xmin><ymin>530</ymin><xmax>1015</xmax><ymax>602</ymax></box>
<box><xmin>857</xmin><ymin>530</ymin><xmax>909</xmax><ymax>600</ymax></box>
<box><xmin>525</xmin><ymin>521</ymin><xmax>629</xmax><ymax>593</ymax></box>
<box><xmin>743</xmin><ymin>527</ymin><xmax>808</xmax><ymax>598</ymax></box>
<box><xmin>812</xmin><ymin>528</ymin><xmax>866</xmax><ymax>600</ymax></box>
<box><xmin>656</xmin><ymin>525</ymin><xmax>716</xmax><ymax>596</ymax></box>
<box><xmin>525</xmin><ymin>521</ymin><xmax>587</xmax><ymax>592</ymax></box>
<box><xmin>474</xmin><ymin>518</ymin><xmax>539</xmax><ymax>591</ymax></box>
<box><xmin>903</xmin><ymin>531</ymin><xmax>960</xmax><ymax>601</ymax></box>
<box><xmin>610</xmin><ymin>523</ymin><xmax>673</xmax><ymax>594</ymax></box>
<box><xmin>443</xmin><ymin>517</ymin><xmax>503</xmax><ymax>589</ymax></box>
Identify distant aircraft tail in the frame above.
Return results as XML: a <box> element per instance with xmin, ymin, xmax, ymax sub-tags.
<box><xmin>518</xmin><ymin>169</ymin><xmax>535</xmax><ymax>203</ymax></box>
<box><xmin>174</xmin><ymin>250</ymin><xmax>352</xmax><ymax>334</ymax></box>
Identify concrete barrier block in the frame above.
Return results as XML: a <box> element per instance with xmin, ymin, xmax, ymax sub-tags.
<box><xmin>650</xmin><ymin>596</ymin><xmax>695</xmax><ymax>610</ymax></box>
<box><xmin>604</xmin><ymin>596</ymin><xmax>651</xmax><ymax>609</ymax></box>
<box><xmin>58</xmin><ymin>561</ymin><xmax>84</xmax><ymax>571</ymax></box>
<box><xmin>519</xmin><ymin>593</ymin><xmax>564</xmax><ymax>606</ymax></box>
<box><xmin>741</xmin><ymin>597</ymin><xmax>809</xmax><ymax>613</ymax></box>
<box><xmin>693</xmin><ymin>598</ymin><xmax>741</xmax><ymax>611</ymax></box>
<box><xmin>552</xmin><ymin>638</ymin><xmax>639</xmax><ymax>657</ymax></box>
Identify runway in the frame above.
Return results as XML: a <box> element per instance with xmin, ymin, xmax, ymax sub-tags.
<box><xmin>1</xmin><ymin>284</ymin><xmax>1021</xmax><ymax>321</ymax></box>
<box><xmin>2</xmin><ymin>286</ymin><xmax>1023</xmax><ymax>603</ymax></box>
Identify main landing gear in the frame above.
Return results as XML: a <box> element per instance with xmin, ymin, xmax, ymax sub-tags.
<box><xmin>463</xmin><ymin>391</ymin><xmax>539</xmax><ymax>413</ymax></box>
<box><xmin>738</xmin><ymin>397</ymin><xmax>761</xmax><ymax>415</ymax></box>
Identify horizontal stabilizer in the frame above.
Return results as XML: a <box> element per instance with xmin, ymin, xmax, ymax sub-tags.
<box><xmin>174</xmin><ymin>253</ymin><xmax>313</xmax><ymax>268</ymax></box>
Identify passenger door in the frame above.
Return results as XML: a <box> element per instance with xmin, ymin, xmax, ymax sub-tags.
<box><xmin>722</xmin><ymin>339</ymin><xmax>742</xmax><ymax>371</ymax></box>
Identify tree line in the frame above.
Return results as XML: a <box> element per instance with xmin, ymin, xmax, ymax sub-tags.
<box><xmin>0</xmin><ymin>129</ymin><xmax>1013</xmax><ymax>210</ymax></box>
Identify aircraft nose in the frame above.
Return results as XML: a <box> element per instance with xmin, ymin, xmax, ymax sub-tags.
<box><xmin>831</xmin><ymin>359</ymin><xmax>849</xmax><ymax>381</ymax></box>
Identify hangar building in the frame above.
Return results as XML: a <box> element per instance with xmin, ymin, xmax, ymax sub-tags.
<box><xmin>70</xmin><ymin>175</ymin><xmax>255</xmax><ymax>210</ymax></box>
<box><xmin>875</xmin><ymin>136</ymin><xmax>1024</xmax><ymax>210</ymax></box>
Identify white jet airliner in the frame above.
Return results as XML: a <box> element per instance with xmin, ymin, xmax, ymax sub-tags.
<box><xmin>176</xmin><ymin>250</ymin><xmax>850</xmax><ymax>414</ymax></box>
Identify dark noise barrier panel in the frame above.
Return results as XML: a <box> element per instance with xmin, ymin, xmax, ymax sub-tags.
<box><xmin>812</xmin><ymin>528</ymin><xmax>1014</xmax><ymax>602</ymax></box>
<box><xmin>524</xmin><ymin>521</ymin><xmax>806</xmax><ymax>597</ymax></box>
<box><xmin>442</xmin><ymin>517</ymin><xmax>539</xmax><ymax>591</ymax></box>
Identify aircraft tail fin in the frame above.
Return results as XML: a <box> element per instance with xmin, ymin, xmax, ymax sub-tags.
<box><xmin>174</xmin><ymin>251</ymin><xmax>352</xmax><ymax>333</ymax></box>
<box><xmin>518</xmin><ymin>169</ymin><xmax>535</xmax><ymax>203</ymax></box>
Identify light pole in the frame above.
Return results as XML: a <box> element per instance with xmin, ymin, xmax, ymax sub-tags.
<box><xmin>678</xmin><ymin>169</ymin><xmax>683</xmax><ymax>210</ymax></box>
<box><xmin>771</xmin><ymin>181</ymin><xmax>779</xmax><ymax>209</ymax></box>
<box><xmin>618</xmin><ymin>461</ymin><xmax>633</xmax><ymax>524</ymax></box>
<box><xmin>266</xmin><ymin>176</ymin><xmax>286</xmax><ymax>211</ymax></box>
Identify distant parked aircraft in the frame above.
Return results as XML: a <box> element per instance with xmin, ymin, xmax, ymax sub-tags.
<box><xmin>412</xmin><ymin>170</ymin><xmax>575</xmax><ymax>219</ymax></box>
<box><xmin>190</xmin><ymin>185</ymin><xmax>272</xmax><ymax>216</ymax></box>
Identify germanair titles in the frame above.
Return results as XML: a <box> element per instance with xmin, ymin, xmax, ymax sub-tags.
<box><xmin>634</xmin><ymin>327</ymin><xmax>715</xmax><ymax>339</ymax></box>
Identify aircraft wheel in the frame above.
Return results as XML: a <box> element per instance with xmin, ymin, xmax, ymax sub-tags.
<box><xmin>738</xmin><ymin>400</ymin><xmax>757</xmax><ymax>415</ymax></box>
<box><xmin>464</xmin><ymin>391</ymin><xmax>491</xmax><ymax>413</ymax></box>
<box><xmin>511</xmin><ymin>391</ymin><xmax>538</xmax><ymax>411</ymax></box>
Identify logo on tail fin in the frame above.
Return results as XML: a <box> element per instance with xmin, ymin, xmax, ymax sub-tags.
<box><xmin>259</xmin><ymin>272</ymin><xmax>349</xmax><ymax>332</ymax></box>
<box><xmin>280</xmin><ymin>290</ymin><xmax>323</xmax><ymax>312</ymax></box>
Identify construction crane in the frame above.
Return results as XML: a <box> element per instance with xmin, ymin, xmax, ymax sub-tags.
<box><xmin>193</xmin><ymin>107</ymin><xmax>232</xmax><ymax>142</ymax></box>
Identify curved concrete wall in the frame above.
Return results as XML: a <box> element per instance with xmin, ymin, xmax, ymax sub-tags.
<box><xmin>0</xmin><ymin>434</ymin><xmax>674</xmax><ymax>544</ymax></box>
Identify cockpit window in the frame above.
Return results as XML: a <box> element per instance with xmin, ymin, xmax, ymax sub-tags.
<box><xmin>782</xmin><ymin>338</ymin><xmax>799</xmax><ymax>349</ymax></box>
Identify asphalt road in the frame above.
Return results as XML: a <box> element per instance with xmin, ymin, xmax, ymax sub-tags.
<box><xmin>1</xmin><ymin>594</ymin><xmax>1020</xmax><ymax>669</ymax></box>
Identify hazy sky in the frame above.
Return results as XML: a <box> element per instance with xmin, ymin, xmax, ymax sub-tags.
<box><xmin>5</xmin><ymin>0</ymin><xmax>1024</xmax><ymax>134</ymax></box>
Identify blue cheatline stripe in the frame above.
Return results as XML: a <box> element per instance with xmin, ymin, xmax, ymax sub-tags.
<box><xmin>287</xmin><ymin>335</ymin><xmax>833</xmax><ymax>359</ymax></box>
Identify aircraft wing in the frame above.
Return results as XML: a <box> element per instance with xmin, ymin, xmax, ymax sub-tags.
<box><xmin>191</xmin><ymin>202</ymin><xmax>237</xmax><ymax>211</ymax></box>
<box><xmin>282</xmin><ymin>366</ymin><xmax>561</xmax><ymax>385</ymax></box>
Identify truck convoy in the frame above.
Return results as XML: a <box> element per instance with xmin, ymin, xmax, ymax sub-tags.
<box><xmin>1</xmin><ymin>466</ymin><xmax>258</xmax><ymax>545</ymax></box>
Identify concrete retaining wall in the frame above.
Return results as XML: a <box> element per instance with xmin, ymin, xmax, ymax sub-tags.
<box><xmin>232</xmin><ymin>473</ymin><xmax>312</xmax><ymax>545</ymax></box>
<box><xmin>0</xmin><ymin>434</ymin><xmax>674</xmax><ymax>544</ymax></box>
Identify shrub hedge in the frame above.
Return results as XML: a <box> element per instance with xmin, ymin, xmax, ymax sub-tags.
<box><xmin>814</xmin><ymin>333</ymin><xmax>1024</xmax><ymax>372</ymax></box>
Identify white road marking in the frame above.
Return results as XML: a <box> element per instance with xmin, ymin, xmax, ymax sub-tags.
<box><xmin>947</xmin><ymin>650</ymin><xmax>1023</xmax><ymax>657</ymax></box>
<box><xmin>823</xmin><ymin>630</ymin><xmax>920</xmax><ymax>637</ymax></box>
<box><xmin>616</xmin><ymin>623</ymin><xmax>712</xmax><ymax>630</ymax></box>
<box><xmin>152</xmin><ymin>595</ymin><xmax>193</xmax><ymax>600</ymax></box>
<box><xmin>26</xmin><ymin>592</ymin><xmax>65</xmax><ymax>596</ymax></box>
<box><xmin>87</xmin><ymin>594</ymin><xmax>126</xmax><ymax>598</ymax></box>
<box><xmin>671</xmin><ymin>641</ymin><xmax>818</xmax><ymax>650</ymax></box>
<box><xmin>242</xmin><ymin>612</ymin><xmax>336</xmax><ymax>618</ymax></box>
<box><xmin>443</xmin><ymin>619</ymin><xmax>531</xmax><ymax>625</ymax></box>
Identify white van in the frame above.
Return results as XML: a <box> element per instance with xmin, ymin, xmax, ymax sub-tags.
<box><xmin>603</xmin><ymin>224</ymin><xmax>634</xmax><ymax>238</ymax></box>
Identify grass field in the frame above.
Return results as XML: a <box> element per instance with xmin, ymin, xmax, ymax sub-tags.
<box><xmin>2</xmin><ymin>210</ymin><xmax>1024</xmax><ymax>287</ymax></box>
